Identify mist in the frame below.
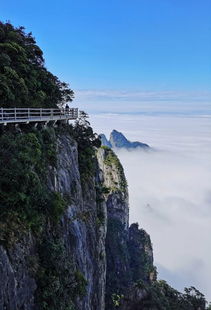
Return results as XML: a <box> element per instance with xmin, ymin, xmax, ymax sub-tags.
<box><xmin>90</xmin><ymin>113</ymin><xmax>211</xmax><ymax>300</ymax></box>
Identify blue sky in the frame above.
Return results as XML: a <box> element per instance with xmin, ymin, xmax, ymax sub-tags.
<box><xmin>1</xmin><ymin>0</ymin><xmax>211</xmax><ymax>93</ymax></box>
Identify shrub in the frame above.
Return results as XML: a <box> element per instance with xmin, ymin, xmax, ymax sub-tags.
<box><xmin>0</xmin><ymin>128</ymin><xmax>66</xmax><ymax>241</ymax></box>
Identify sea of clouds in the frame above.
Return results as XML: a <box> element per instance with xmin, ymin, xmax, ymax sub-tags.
<box><xmin>74</xmin><ymin>90</ymin><xmax>211</xmax><ymax>299</ymax></box>
<box><xmin>89</xmin><ymin>112</ymin><xmax>211</xmax><ymax>300</ymax></box>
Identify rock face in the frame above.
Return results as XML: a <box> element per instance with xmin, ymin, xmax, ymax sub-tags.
<box><xmin>0</xmin><ymin>242</ymin><xmax>37</xmax><ymax>309</ymax></box>
<box><xmin>0</xmin><ymin>130</ymin><xmax>154</xmax><ymax>310</ymax></box>
<box><xmin>97</xmin><ymin>147</ymin><xmax>154</xmax><ymax>309</ymax></box>
<box><xmin>50</xmin><ymin>134</ymin><xmax>107</xmax><ymax>310</ymax></box>
<box><xmin>100</xmin><ymin>130</ymin><xmax>149</xmax><ymax>150</ymax></box>
<box><xmin>128</xmin><ymin>223</ymin><xmax>155</xmax><ymax>284</ymax></box>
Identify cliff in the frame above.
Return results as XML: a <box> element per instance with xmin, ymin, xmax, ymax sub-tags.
<box><xmin>0</xmin><ymin>123</ymin><xmax>154</xmax><ymax>310</ymax></box>
<box><xmin>0</xmin><ymin>123</ymin><xmax>207</xmax><ymax>310</ymax></box>
<box><xmin>97</xmin><ymin>147</ymin><xmax>155</xmax><ymax>309</ymax></box>
<box><xmin>0</xmin><ymin>127</ymin><xmax>107</xmax><ymax>310</ymax></box>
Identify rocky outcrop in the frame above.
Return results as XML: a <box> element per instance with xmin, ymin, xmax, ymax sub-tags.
<box><xmin>128</xmin><ymin>223</ymin><xmax>155</xmax><ymax>284</ymax></box>
<box><xmin>97</xmin><ymin>147</ymin><xmax>131</xmax><ymax>309</ymax></box>
<box><xmin>97</xmin><ymin>147</ymin><xmax>155</xmax><ymax>309</ymax></box>
<box><xmin>97</xmin><ymin>147</ymin><xmax>129</xmax><ymax>228</ymax></box>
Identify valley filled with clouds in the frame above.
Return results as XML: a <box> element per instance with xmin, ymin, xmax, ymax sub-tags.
<box><xmin>89</xmin><ymin>111</ymin><xmax>211</xmax><ymax>300</ymax></box>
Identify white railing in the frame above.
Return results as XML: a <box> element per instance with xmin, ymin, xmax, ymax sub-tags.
<box><xmin>0</xmin><ymin>107</ymin><xmax>78</xmax><ymax>124</ymax></box>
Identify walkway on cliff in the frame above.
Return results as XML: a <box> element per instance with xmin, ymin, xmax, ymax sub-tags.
<box><xmin>0</xmin><ymin>107</ymin><xmax>78</xmax><ymax>125</ymax></box>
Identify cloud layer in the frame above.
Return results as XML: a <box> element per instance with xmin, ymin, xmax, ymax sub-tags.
<box><xmin>90</xmin><ymin>113</ymin><xmax>211</xmax><ymax>300</ymax></box>
<box><xmin>74</xmin><ymin>89</ymin><xmax>211</xmax><ymax>116</ymax></box>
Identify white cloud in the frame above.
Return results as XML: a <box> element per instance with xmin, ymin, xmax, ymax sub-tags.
<box><xmin>90</xmin><ymin>112</ymin><xmax>211</xmax><ymax>300</ymax></box>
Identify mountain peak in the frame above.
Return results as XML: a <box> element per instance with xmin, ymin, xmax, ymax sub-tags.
<box><xmin>100</xmin><ymin>130</ymin><xmax>150</xmax><ymax>150</ymax></box>
<box><xmin>110</xmin><ymin>130</ymin><xmax>131</xmax><ymax>148</ymax></box>
<box><xmin>99</xmin><ymin>134</ymin><xmax>112</xmax><ymax>148</ymax></box>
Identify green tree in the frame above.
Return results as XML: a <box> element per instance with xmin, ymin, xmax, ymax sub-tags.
<box><xmin>184</xmin><ymin>286</ymin><xmax>206</xmax><ymax>309</ymax></box>
<box><xmin>72</xmin><ymin>111</ymin><xmax>101</xmax><ymax>148</ymax></box>
<box><xmin>69</xmin><ymin>111</ymin><xmax>101</xmax><ymax>183</ymax></box>
<box><xmin>0</xmin><ymin>21</ymin><xmax>74</xmax><ymax>108</ymax></box>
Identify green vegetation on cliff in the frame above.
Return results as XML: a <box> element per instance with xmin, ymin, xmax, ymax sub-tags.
<box><xmin>67</xmin><ymin>111</ymin><xmax>101</xmax><ymax>186</ymax></box>
<box><xmin>0</xmin><ymin>124</ymin><xmax>90</xmax><ymax>310</ymax></box>
<box><xmin>0</xmin><ymin>21</ymin><xmax>74</xmax><ymax>108</ymax></box>
<box><xmin>103</xmin><ymin>146</ymin><xmax>127</xmax><ymax>192</ymax></box>
<box><xmin>0</xmin><ymin>127</ymin><xmax>67</xmax><ymax>241</ymax></box>
<box><xmin>36</xmin><ymin>237</ymin><xmax>87</xmax><ymax>310</ymax></box>
<box><xmin>126</xmin><ymin>280</ymin><xmax>207</xmax><ymax>310</ymax></box>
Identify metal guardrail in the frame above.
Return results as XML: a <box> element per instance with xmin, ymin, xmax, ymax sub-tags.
<box><xmin>0</xmin><ymin>108</ymin><xmax>78</xmax><ymax>124</ymax></box>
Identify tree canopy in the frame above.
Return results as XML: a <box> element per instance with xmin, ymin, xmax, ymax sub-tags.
<box><xmin>0</xmin><ymin>21</ymin><xmax>74</xmax><ymax>108</ymax></box>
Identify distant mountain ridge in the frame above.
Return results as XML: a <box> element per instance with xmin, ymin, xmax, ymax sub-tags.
<box><xmin>100</xmin><ymin>129</ymin><xmax>150</xmax><ymax>150</ymax></box>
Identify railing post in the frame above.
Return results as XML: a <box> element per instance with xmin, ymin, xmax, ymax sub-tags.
<box><xmin>14</xmin><ymin>107</ymin><xmax>16</xmax><ymax>120</ymax></box>
<box><xmin>1</xmin><ymin>108</ymin><xmax>3</xmax><ymax>121</ymax></box>
<box><xmin>40</xmin><ymin>108</ymin><xmax>42</xmax><ymax>120</ymax></box>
